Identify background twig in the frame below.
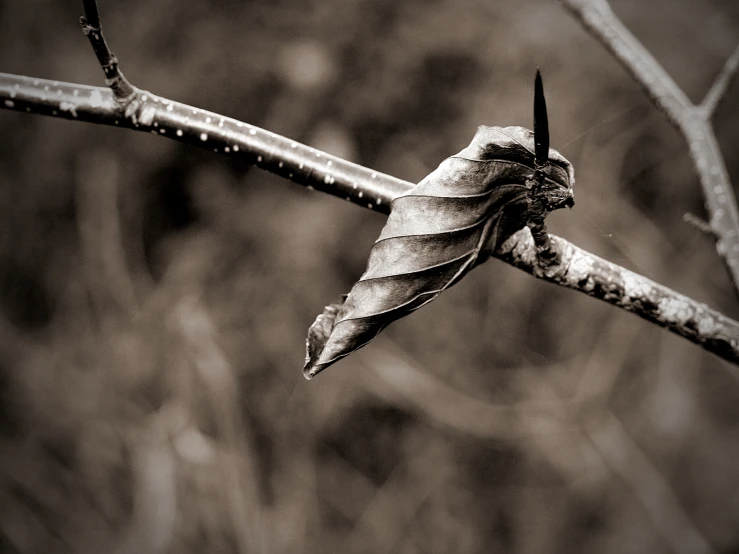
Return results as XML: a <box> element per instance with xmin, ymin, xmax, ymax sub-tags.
<box><xmin>701</xmin><ymin>43</ymin><xmax>739</xmax><ymax>117</ymax></box>
<box><xmin>357</xmin><ymin>345</ymin><xmax>714</xmax><ymax>553</ymax></box>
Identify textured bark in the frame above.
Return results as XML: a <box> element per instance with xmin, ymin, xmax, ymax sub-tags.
<box><xmin>497</xmin><ymin>229</ymin><xmax>739</xmax><ymax>365</ymax></box>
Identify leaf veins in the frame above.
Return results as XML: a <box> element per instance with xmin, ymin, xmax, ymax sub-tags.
<box><xmin>304</xmin><ymin>125</ymin><xmax>575</xmax><ymax>378</ymax></box>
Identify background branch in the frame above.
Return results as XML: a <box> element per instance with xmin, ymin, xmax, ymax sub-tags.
<box><xmin>1</xmin><ymin>72</ymin><xmax>737</xmax><ymax>366</ymax></box>
<box><xmin>355</xmin><ymin>346</ymin><xmax>713</xmax><ymax>553</ymax></box>
<box><xmin>558</xmin><ymin>0</ymin><xmax>739</xmax><ymax>294</ymax></box>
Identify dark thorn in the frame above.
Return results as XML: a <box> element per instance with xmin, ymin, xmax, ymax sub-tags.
<box><xmin>534</xmin><ymin>68</ymin><xmax>550</xmax><ymax>167</ymax></box>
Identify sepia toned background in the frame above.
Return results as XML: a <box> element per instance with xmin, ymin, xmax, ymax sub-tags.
<box><xmin>1</xmin><ymin>0</ymin><xmax>738</xmax><ymax>552</ymax></box>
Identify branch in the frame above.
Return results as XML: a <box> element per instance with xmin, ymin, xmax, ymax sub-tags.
<box><xmin>700</xmin><ymin>42</ymin><xmax>739</xmax><ymax>118</ymax></box>
<box><xmin>498</xmin><ymin>229</ymin><xmax>739</xmax><ymax>365</ymax></box>
<box><xmin>0</xmin><ymin>73</ymin><xmax>408</xmax><ymax>209</ymax></box>
<box><xmin>558</xmin><ymin>0</ymin><xmax>739</xmax><ymax>294</ymax></box>
<box><xmin>1</xmin><ymin>73</ymin><xmax>738</xmax><ymax>366</ymax></box>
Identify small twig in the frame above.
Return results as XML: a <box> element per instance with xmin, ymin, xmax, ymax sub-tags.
<box><xmin>79</xmin><ymin>0</ymin><xmax>135</xmax><ymax>101</ymax></box>
<box><xmin>81</xmin><ymin>0</ymin><xmax>101</xmax><ymax>28</ymax></box>
<box><xmin>683</xmin><ymin>212</ymin><xmax>714</xmax><ymax>236</ymax></box>
<box><xmin>700</xmin><ymin>42</ymin><xmax>739</xmax><ymax>118</ymax></box>
<box><xmin>1</xmin><ymin>73</ymin><xmax>738</xmax><ymax>366</ymax></box>
<box><xmin>558</xmin><ymin>0</ymin><xmax>739</xmax><ymax>295</ymax></box>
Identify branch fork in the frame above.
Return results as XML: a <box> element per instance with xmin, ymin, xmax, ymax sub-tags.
<box><xmin>558</xmin><ymin>0</ymin><xmax>739</xmax><ymax>293</ymax></box>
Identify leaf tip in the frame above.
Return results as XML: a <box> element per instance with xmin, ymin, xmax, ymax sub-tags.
<box><xmin>303</xmin><ymin>303</ymin><xmax>342</xmax><ymax>380</ymax></box>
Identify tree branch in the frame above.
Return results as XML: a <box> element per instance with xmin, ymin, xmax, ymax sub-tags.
<box><xmin>497</xmin><ymin>229</ymin><xmax>739</xmax><ymax>365</ymax></box>
<box><xmin>1</xmin><ymin>72</ymin><xmax>738</xmax><ymax>366</ymax></box>
<box><xmin>0</xmin><ymin>73</ymin><xmax>408</xmax><ymax>209</ymax></box>
<box><xmin>558</xmin><ymin>0</ymin><xmax>739</xmax><ymax>295</ymax></box>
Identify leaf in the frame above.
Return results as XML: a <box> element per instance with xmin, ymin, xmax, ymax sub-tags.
<box><xmin>304</xmin><ymin>125</ymin><xmax>575</xmax><ymax>379</ymax></box>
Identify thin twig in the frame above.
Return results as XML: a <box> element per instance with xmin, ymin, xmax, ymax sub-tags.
<box><xmin>79</xmin><ymin>0</ymin><xmax>135</xmax><ymax>100</ymax></box>
<box><xmin>1</xmin><ymin>72</ymin><xmax>738</xmax><ymax>366</ymax></box>
<box><xmin>700</xmin><ymin>42</ymin><xmax>739</xmax><ymax>118</ymax></box>
<box><xmin>558</xmin><ymin>0</ymin><xmax>739</xmax><ymax>294</ymax></box>
<box><xmin>683</xmin><ymin>212</ymin><xmax>714</xmax><ymax>236</ymax></box>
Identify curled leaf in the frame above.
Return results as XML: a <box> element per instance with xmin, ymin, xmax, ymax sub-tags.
<box><xmin>304</xmin><ymin>125</ymin><xmax>575</xmax><ymax>378</ymax></box>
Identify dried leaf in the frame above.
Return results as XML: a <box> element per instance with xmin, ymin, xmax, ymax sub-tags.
<box><xmin>305</xmin><ymin>125</ymin><xmax>575</xmax><ymax>378</ymax></box>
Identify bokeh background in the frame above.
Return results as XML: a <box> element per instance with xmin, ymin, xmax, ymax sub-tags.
<box><xmin>1</xmin><ymin>0</ymin><xmax>739</xmax><ymax>552</ymax></box>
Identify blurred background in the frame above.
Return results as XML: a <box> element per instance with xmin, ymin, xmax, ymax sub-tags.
<box><xmin>1</xmin><ymin>0</ymin><xmax>739</xmax><ymax>552</ymax></box>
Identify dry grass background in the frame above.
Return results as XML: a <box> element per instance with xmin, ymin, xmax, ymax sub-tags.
<box><xmin>1</xmin><ymin>0</ymin><xmax>739</xmax><ymax>552</ymax></box>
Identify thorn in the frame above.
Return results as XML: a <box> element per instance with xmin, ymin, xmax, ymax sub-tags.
<box><xmin>534</xmin><ymin>68</ymin><xmax>550</xmax><ymax>168</ymax></box>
